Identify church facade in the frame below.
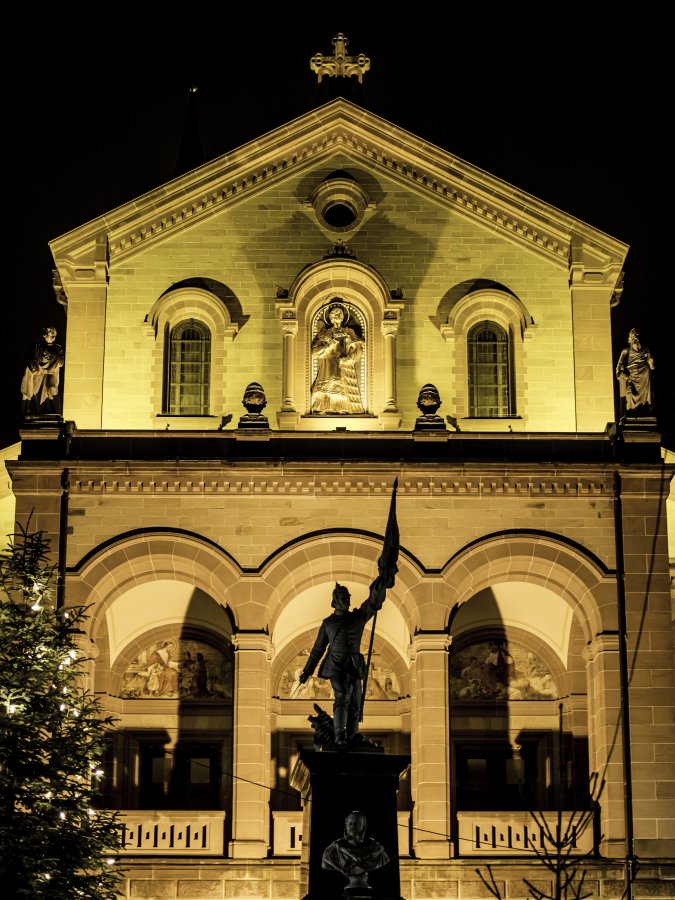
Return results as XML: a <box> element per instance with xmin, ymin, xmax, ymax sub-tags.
<box><xmin>9</xmin><ymin>83</ymin><xmax>675</xmax><ymax>898</ymax></box>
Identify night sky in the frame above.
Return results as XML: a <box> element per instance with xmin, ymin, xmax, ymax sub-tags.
<box><xmin>6</xmin><ymin>13</ymin><xmax>673</xmax><ymax>449</ymax></box>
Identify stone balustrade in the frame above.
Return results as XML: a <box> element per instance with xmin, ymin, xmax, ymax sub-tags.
<box><xmin>118</xmin><ymin>810</ymin><xmax>225</xmax><ymax>855</ymax></box>
<box><xmin>457</xmin><ymin>810</ymin><xmax>595</xmax><ymax>856</ymax></box>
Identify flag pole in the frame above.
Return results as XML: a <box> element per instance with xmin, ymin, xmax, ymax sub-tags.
<box><xmin>360</xmin><ymin>477</ymin><xmax>399</xmax><ymax>721</ymax></box>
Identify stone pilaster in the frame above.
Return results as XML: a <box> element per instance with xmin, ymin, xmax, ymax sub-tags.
<box><xmin>228</xmin><ymin>631</ymin><xmax>273</xmax><ymax>858</ymax></box>
<box><xmin>408</xmin><ymin>631</ymin><xmax>453</xmax><ymax>858</ymax></box>
<box><xmin>583</xmin><ymin>631</ymin><xmax>626</xmax><ymax>858</ymax></box>
<box><xmin>53</xmin><ymin>233</ymin><xmax>109</xmax><ymax>429</ymax></box>
<box><xmin>568</xmin><ymin>237</ymin><xmax>620</xmax><ymax>430</ymax></box>
<box><xmin>619</xmin><ymin>472</ymin><xmax>675</xmax><ymax>858</ymax></box>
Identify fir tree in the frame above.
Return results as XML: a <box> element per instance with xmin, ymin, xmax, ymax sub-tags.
<box><xmin>0</xmin><ymin>524</ymin><xmax>124</xmax><ymax>898</ymax></box>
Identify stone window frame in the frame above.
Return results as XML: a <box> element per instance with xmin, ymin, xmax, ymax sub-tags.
<box><xmin>440</xmin><ymin>289</ymin><xmax>534</xmax><ymax>428</ymax></box>
<box><xmin>146</xmin><ymin>287</ymin><xmax>238</xmax><ymax>425</ymax></box>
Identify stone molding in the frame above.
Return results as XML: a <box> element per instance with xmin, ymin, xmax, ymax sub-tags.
<box><xmin>582</xmin><ymin>630</ymin><xmax>620</xmax><ymax>663</ymax></box>
<box><xmin>231</xmin><ymin>631</ymin><xmax>274</xmax><ymax>660</ymax></box>
<box><xmin>59</xmin><ymin>473</ymin><xmax>611</xmax><ymax>497</ymax></box>
<box><xmin>49</xmin><ymin>101</ymin><xmax>627</xmax><ymax>285</ymax></box>
<box><xmin>408</xmin><ymin>632</ymin><xmax>452</xmax><ymax>661</ymax></box>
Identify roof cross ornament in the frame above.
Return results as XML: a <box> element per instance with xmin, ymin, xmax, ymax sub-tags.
<box><xmin>310</xmin><ymin>33</ymin><xmax>370</xmax><ymax>84</ymax></box>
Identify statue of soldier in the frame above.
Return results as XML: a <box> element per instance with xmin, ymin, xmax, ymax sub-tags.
<box><xmin>299</xmin><ymin>480</ymin><xmax>399</xmax><ymax>747</ymax></box>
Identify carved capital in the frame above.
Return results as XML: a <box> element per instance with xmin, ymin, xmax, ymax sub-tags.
<box><xmin>231</xmin><ymin>631</ymin><xmax>273</xmax><ymax>659</ymax></box>
<box><xmin>280</xmin><ymin>317</ymin><xmax>298</xmax><ymax>337</ymax></box>
<box><xmin>408</xmin><ymin>631</ymin><xmax>452</xmax><ymax>661</ymax></box>
<box><xmin>582</xmin><ymin>631</ymin><xmax>620</xmax><ymax>663</ymax></box>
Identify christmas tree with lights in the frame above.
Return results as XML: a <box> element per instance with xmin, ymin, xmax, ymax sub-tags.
<box><xmin>0</xmin><ymin>524</ymin><xmax>124</xmax><ymax>898</ymax></box>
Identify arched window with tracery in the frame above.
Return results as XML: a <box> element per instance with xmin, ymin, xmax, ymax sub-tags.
<box><xmin>165</xmin><ymin>319</ymin><xmax>211</xmax><ymax>415</ymax></box>
<box><xmin>467</xmin><ymin>321</ymin><xmax>513</xmax><ymax>417</ymax></box>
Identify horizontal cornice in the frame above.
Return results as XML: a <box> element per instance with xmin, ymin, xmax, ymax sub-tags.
<box><xmin>11</xmin><ymin>453</ymin><xmax>671</xmax><ymax>500</ymax></box>
<box><xmin>13</xmin><ymin>468</ymin><xmax>614</xmax><ymax>499</ymax></box>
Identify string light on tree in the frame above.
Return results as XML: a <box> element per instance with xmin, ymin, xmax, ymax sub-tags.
<box><xmin>0</xmin><ymin>523</ymin><xmax>124</xmax><ymax>898</ymax></box>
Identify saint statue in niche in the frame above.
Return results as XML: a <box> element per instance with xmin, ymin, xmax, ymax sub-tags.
<box><xmin>310</xmin><ymin>301</ymin><xmax>365</xmax><ymax>414</ymax></box>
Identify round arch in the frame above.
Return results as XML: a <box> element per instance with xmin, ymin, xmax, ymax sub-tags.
<box><xmin>431</xmin><ymin>531</ymin><xmax>613</xmax><ymax>641</ymax></box>
<box><xmin>439</xmin><ymin>287</ymin><xmax>535</xmax><ymax>426</ymax></box>
<box><xmin>144</xmin><ymin>287</ymin><xmax>239</xmax><ymax>421</ymax></box>
<box><xmin>256</xmin><ymin>529</ymin><xmax>422</xmax><ymax>641</ymax></box>
<box><xmin>146</xmin><ymin>286</ymin><xmax>237</xmax><ymax>338</ymax></box>
<box><xmin>69</xmin><ymin>530</ymin><xmax>243</xmax><ymax>634</ymax></box>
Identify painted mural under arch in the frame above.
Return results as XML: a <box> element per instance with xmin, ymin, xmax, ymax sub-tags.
<box><xmin>450</xmin><ymin>639</ymin><xmax>557</xmax><ymax>701</ymax></box>
<box><xmin>120</xmin><ymin>637</ymin><xmax>233</xmax><ymax>700</ymax></box>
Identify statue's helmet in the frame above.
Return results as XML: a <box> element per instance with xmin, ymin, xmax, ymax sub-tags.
<box><xmin>331</xmin><ymin>582</ymin><xmax>351</xmax><ymax>610</ymax></box>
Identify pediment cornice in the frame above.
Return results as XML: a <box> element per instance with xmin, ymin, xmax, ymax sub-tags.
<box><xmin>49</xmin><ymin>99</ymin><xmax>627</xmax><ymax>287</ymax></box>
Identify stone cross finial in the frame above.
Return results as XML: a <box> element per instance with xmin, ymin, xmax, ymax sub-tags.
<box><xmin>310</xmin><ymin>33</ymin><xmax>370</xmax><ymax>83</ymax></box>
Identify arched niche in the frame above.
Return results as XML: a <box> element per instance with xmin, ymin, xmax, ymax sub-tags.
<box><xmin>111</xmin><ymin>624</ymin><xmax>234</xmax><ymax>702</ymax></box>
<box><xmin>275</xmin><ymin>257</ymin><xmax>405</xmax><ymax>430</ymax></box>
<box><xmin>105</xmin><ymin>580</ymin><xmax>233</xmax><ymax>669</ymax></box>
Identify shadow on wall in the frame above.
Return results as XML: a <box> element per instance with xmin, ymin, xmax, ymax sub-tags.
<box><xmin>106</xmin><ymin>589</ymin><xmax>235</xmax><ymax>847</ymax></box>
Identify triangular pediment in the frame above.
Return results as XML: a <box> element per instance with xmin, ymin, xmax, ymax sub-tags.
<box><xmin>50</xmin><ymin>98</ymin><xmax>627</xmax><ymax>286</ymax></box>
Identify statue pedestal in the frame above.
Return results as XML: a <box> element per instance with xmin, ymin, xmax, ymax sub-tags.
<box><xmin>291</xmin><ymin>750</ymin><xmax>409</xmax><ymax>900</ymax></box>
<box><xmin>413</xmin><ymin>414</ymin><xmax>446</xmax><ymax>431</ymax></box>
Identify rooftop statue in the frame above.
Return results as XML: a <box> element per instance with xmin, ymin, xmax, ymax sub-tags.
<box><xmin>20</xmin><ymin>325</ymin><xmax>65</xmax><ymax>419</ymax></box>
<box><xmin>615</xmin><ymin>328</ymin><xmax>655</xmax><ymax>420</ymax></box>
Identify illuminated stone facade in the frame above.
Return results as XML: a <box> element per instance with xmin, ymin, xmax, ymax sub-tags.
<box><xmin>8</xmin><ymin>99</ymin><xmax>675</xmax><ymax>898</ymax></box>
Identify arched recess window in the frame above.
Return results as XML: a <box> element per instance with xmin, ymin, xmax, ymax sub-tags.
<box><xmin>467</xmin><ymin>321</ymin><xmax>513</xmax><ymax>417</ymax></box>
<box><xmin>165</xmin><ymin>319</ymin><xmax>211</xmax><ymax>415</ymax></box>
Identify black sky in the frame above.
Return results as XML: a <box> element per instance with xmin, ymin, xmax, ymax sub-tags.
<box><xmin>6</xmin><ymin>12</ymin><xmax>673</xmax><ymax>449</ymax></box>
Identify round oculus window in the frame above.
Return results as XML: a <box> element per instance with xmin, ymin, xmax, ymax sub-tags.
<box><xmin>311</xmin><ymin>175</ymin><xmax>370</xmax><ymax>233</ymax></box>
